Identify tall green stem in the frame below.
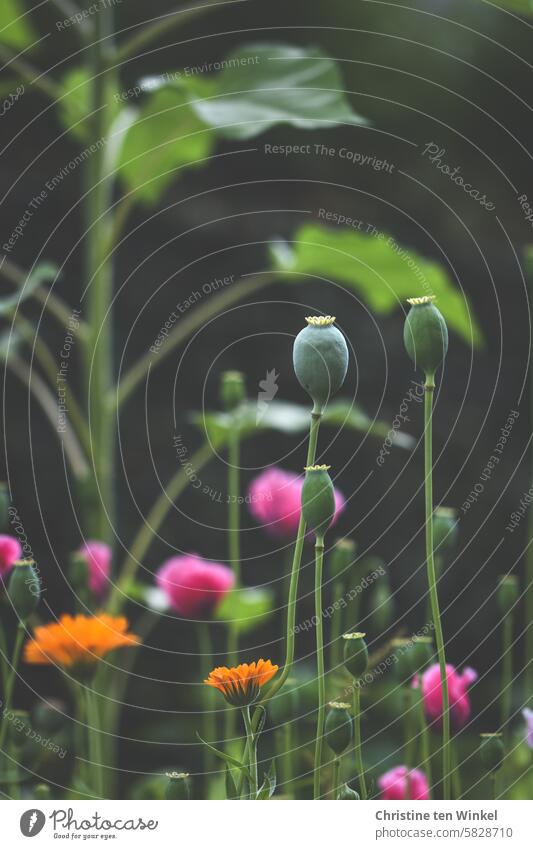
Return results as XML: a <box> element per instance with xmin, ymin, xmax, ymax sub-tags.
<box><xmin>352</xmin><ymin>682</ymin><xmax>367</xmax><ymax>799</ymax></box>
<box><xmin>0</xmin><ymin>623</ymin><xmax>25</xmax><ymax>759</ymax></box>
<box><xmin>225</xmin><ymin>427</ymin><xmax>241</xmax><ymax>747</ymax></box>
<box><xmin>332</xmin><ymin>756</ymin><xmax>341</xmax><ymax>800</ymax></box>
<box><xmin>313</xmin><ymin>535</ymin><xmax>326</xmax><ymax>800</ymax></box>
<box><xmin>83</xmin><ymin>5</ymin><xmax>116</xmax><ymax>541</ymax></box>
<box><xmin>330</xmin><ymin>574</ymin><xmax>346</xmax><ymax>671</ymax></box>
<box><xmin>500</xmin><ymin>612</ymin><xmax>513</xmax><ymax>793</ymax></box>
<box><xmin>241</xmin><ymin>705</ymin><xmax>257</xmax><ymax>799</ymax></box>
<box><xmin>85</xmin><ymin>686</ymin><xmax>104</xmax><ymax>798</ymax></box>
<box><xmin>197</xmin><ymin>622</ymin><xmax>217</xmax><ymax>790</ymax></box>
<box><xmin>424</xmin><ymin>374</ymin><xmax>450</xmax><ymax>800</ymax></box>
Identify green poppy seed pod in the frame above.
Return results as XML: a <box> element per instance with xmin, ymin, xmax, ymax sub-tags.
<box><xmin>301</xmin><ymin>464</ymin><xmax>336</xmax><ymax>539</ymax></box>
<box><xmin>433</xmin><ymin>506</ymin><xmax>458</xmax><ymax>553</ymax></box>
<box><xmin>392</xmin><ymin>636</ymin><xmax>434</xmax><ymax>681</ymax></box>
<box><xmin>330</xmin><ymin>537</ymin><xmax>357</xmax><ymax>579</ymax></box>
<box><xmin>403</xmin><ymin>296</ymin><xmax>448</xmax><ymax>376</ymax></box>
<box><xmin>8</xmin><ymin>559</ymin><xmax>41</xmax><ymax>620</ymax></box>
<box><xmin>369</xmin><ymin>575</ymin><xmax>394</xmax><ymax>634</ymax></box>
<box><xmin>497</xmin><ymin>575</ymin><xmax>519</xmax><ymax>615</ymax></box>
<box><xmin>165</xmin><ymin>771</ymin><xmax>191</xmax><ymax>800</ymax></box>
<box><xmin>339</xmin><ymin>782</ymin><xmax>360</xmax><ymax>800</ymax></box>
<box><xmin>479</xmin><ymin>733</ymin><xmax>504</xmax><ymax>774</ymax></box>
<box><xmin>343</xmin><ymin>632</ymin><xmax>368</xmax><ymax>680</ymax></box>
<box><xmin>220</xmin><ymin>370</ymin><xmax>246</xmax><ymax>412</ymax></box>
<box><xmin>293</xmin><ymin>316</ymin><xmax>348</xmax><ymax>413</ymax></box>
<box><xmin>0</xmin><ymin>480</ymin><xmax>9</xmax><ymax>532</ymax></box>
<box><xmin>325</xmin><ymin>701</ymin><xmax>353</xmax><ymax>754</ymax></box>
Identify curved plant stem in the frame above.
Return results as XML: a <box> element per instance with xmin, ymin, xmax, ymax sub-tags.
<box><xmin>197</xmin><ymin>621</ymin><xmax>217</xmax><ymax>788</ymax></box>
<box><xmin>500</xmin><ymin>611</ymin><xmax>513</xmax><ymax>792</ymax></box>
<box><xmin>330</xmin><ymin>573</ymin><xmax>346</xmax><ymax>671</ymax></box>
<box><xmin>107</xmin><ymin>441</ymin><xmax>215</xmax><ymax>613</ymax></box>
<box><xmin>352</xmin><ymin>681</ymin><xmax>367</xmax><ymax>799</ymax></box>
<box><xmin>416</xmin><ymin>683</ymin><xmax>432</xmax><ymax>793</ymax></box>
<box><xmin>424</xmin><ymin>373</ymin><xmax>450</xmax><ymax>800</ymax></box>
<box><xmin>241</xmin><ymin>705</ymin><xmax>257</xmax><ymax>799</ymax></box>
<box><xmin>313</xmin><ymin>535</ymin><xmax>326</xmax><ymax>800</ymax></box>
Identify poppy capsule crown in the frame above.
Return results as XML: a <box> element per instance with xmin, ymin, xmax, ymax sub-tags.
<box><xmin>293</xmin><ymin>316</ymin><xmax>348</xmax><ymax>413</ymax></box>
<box><xmin>301</xmin><ymin>465</ymin><xmax>336</xmax><ymax>539</ymax></box>
<box><xmin>403</xmin><ymin>296</ymin><xmax>448</xmax><ymax>376</ymax></box>
<box><xmin>343</xmin><ymin>632</ymin><xmax>368</xmax><ymax>680</ymax></box>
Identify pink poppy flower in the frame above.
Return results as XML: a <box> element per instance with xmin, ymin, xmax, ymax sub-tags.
<box><xmin>0</xmin><ymin>534</ymin><xmax>22</xmax><ymax>578</ymax></box>
<box><xmin>78</xmin><ymin>540</ymin><xmax>111</xmax><ymax>597</ymax></box>
<box><xmin>421</xmin><ymin>663</ymin><xmax>478</xmax><ymax>730</ymax></box>
<box><xmin>248</xmin><ymin>467</ymin><xmax>345</xmax><ymax>539</ymax></box>
<box><xmin>156</xmin><ymin>554</ymin><xmax>234</xmax><ymax>618</ymax></box>
<box><xmin>378</xmin><ymin>766</ymin><xmax>430</xmax><ymax>800</ymax></box>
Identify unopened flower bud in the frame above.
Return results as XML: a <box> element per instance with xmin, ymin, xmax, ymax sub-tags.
<box><xmin>339</xmin><ymin>782</ymin><xmax>360</xmax><ymax>800</ymax></box>
<box><xmin>330</xmin><ymin>538</ymin><xmax>357</xmax><ymax>578</ymax></box>
<box><xmin>220</xmin><ymin>370</ymin><xmax>246</xmax><ymax>412</ymax></box>
<box><xmin>433</xmin><ymin>507</ymin><xmax>458</xmax><ymax>553</ymax></box>
<box><xmin>479</xmin><ymin>733</ymin><xmax>504</xmax><ymax>774</ymax></box>
<box><xmin>34</xmin><ymin>783</ymin><xmax>52</xmax><ymax>800</ymax></box>
<box><xmin>392</xmin><ymin>636</ymin><xmax>433</xmax><ymax>681</ymax></box>
<box><xmin>69</xmin><ymin>552</ymin><xmax>89</xmax><ymax>593</ymax></box>
<box><xmin>343</xmin><ymin>632</ymin><xmax>368</xmax><ymax>680</ymax></box>
<box><xmin>8</xmin><ymin>560</ymin><xmax>40</xmax><ymax>620</ymax></box>
<box><xmin>325</xmin><ymin>701</ymin><xmax>353</xmax><ymax>754</ymax></box>
<box><xmin>301</xmin><ymin>465</ymin><xmax>336</xmax><ymax>539</ymax></box>
<box><xmin>497</xmin><ymin>575</ymin><xmax>519</xmax><ymax>616</ymax></box>
<box><xmin>293</xmin><ymin>316</ymin><xmax>348</xmax><ymax>413</ymax></box>
<box><xmin>403</xmin><ymin>297</ymin><xmax>448</xmax><ymax>376</ymax></box>
<box><xmin>165</xmin><ymin>771</ymin><xmax>191</xmax><ymax>800</ymax></box>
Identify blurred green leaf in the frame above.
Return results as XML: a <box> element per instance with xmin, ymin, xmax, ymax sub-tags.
<box><xmin>225</xmin><ymin>765</ymin><xmax>238</xmax><ymax>800</ymax></box>
<box><xmin>215</xmin><ymin>587</ymin><xmax>274</xmax><ymax>633</ymax></box>
<box><xmin>484</xmin><ymin>0</ymin><xmax>533</xmax><ymax>13</ymax></box>
<box><xmin>196</xmin><ymin>733</ymin><xmax>252</xmax><ymax>779</ymax></box>
<box><xmin>0</xmin><ymin>262</ymin><xmax>58</xmax><ymax>317</ymax></box>
<box><xmin>256</xmin><ymin>759</ymin><xmax>276</xmax><ymax>799</ymax></box>
<box><xmin>179</xmin><ymin>43</ymin><xmax>367</xmax><ymax>140</ymax></box>
<box><xmin>192</xmin><ymin>399</ymin><xmax>415</xmax><ymax>449</ymax></box>
<box><xmin>57</xmin><ymin>67</ymin><xmax>121</xmax><ymax>141</ymax></box>
<box><xmin>0</xmin><ymin>0</ymin><xmax>35</xmax><ymax>49</ymax></box>
<box><xmin>0</xmin><ymin>329</ymin><xmax>22</xmax><ymax>361</ymax></box>
<box><xmin>270</xmin><ymin>224</ymin><xmax>482</xmax><ymax>347</ymax></box>
<box><xmin>117</xmin><ymin>88</ymin><xmax>214</xmax><ymax>204</ymax></box>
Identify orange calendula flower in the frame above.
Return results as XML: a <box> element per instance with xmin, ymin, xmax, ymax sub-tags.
<box><xmin>24</xmin><ymin>613</ymin><xmax>141</xmax><ymax>675</ymax></box>
<box><xmin>204</xmin><ymin>659</ymin><xmax>278</xmax><ymax>707</ymax></box>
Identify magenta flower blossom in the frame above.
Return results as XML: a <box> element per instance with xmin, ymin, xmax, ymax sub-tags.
<box><xmin>522</xmin><ymin>708</ymin><xmax>533</xmax><ymax>748</ymax></box>
<box><xmin>248</xmin><ymin>467</ymin><xmax>345</xmax><ymax>539</ymax></box>
<box><xmin>378</xmin><ymin>766</ymin><xmax>430</xmax><ymax>800</ymax></box>
<box><xmin>420</xmin><ymin>663</ymin><xmax>478</xmax><ymax>730</ymax></box>
<box><xmin>156</xmin><ymin>554</ymin><xmax>234</xmax><ymax>618</ymax></box>
<box><xmin>0</xmin><ymin>534</ymin><xmax>22</xmax><ymax>578</ymax></box>
<box><xmin>78</xmin><ymin>540</ymin><xmax>111</xmax><ymax>597</ymax></box>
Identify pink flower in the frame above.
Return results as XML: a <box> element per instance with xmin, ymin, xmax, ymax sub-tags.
<box><xmin>156</xmin><ymin>554</ymin><xmax>234</xmax><ymax>618</ymax></box>
<box><xmin>523</xmin><ymin>708</ymin><xmax>533</xmax><ymax>749</ymax></box>
<box><xmin>0</xmin><ymin>535</ymin><xmax>22</xmax><ymax>578</ymax></box>
<box><xmin>248</xmin><ymin>467</ymin><xmax>345</xmax><ymax>539</ymax></box>
<box><xmin>378</xmin><ymin>766</ymin><xmax>430</xmax><ymax>800</ymax></box>
<box><xmin>421</xmin><ymin>663</ymin><xmax>478</xmax><ymax>730</ymax></box>
<box><xmin>78</xmin><ymin>540</ymin><xmax>111</xmax><ymax>597</ymax></box>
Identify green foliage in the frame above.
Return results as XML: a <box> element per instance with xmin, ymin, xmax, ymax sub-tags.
<box><xmin>270</xmin><ymin>224</ymin><xmax>483</xmax><ymax>346</ymax></box>
<box><xmin>483</xmin><ymin>0</ymin><xmax>533</xmax><ymax>13</ymax></box>
<box><xmin>0</xmin><ymin>0</ymin><xmax>35</xmax><ymax>49</ymax></box>
<box><xmin>215</xmin><ymin>587</ymin><xmax>274</xmax><ymax>634</ymax></box>
<box><xmin>192</xmin><ymin>399</ymin><xmax>415</xmax><ymax>447</ymax></box>
<box><xmin>179</xmin><ymin>43</ymin><xmax>367</xmax><ymax>141</ymax></box>
<box><xmin>256</xmin><ymin>760</ymin><xmax>276</xmax><ymax>799</ymax></box>
<box><xmin>117</xmin><ymin>88</ymin><xmax>214</xmax><ymax>204</ymax></box>
<box><xmin>0</xmin><ymin>262</ymin><xmax>58</xmax><ymax>317</ymax></box>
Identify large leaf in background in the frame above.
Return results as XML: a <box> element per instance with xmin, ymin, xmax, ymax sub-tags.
<box><xmin>117</xmin><ymin>88</ymin><xmax>215</xmax><ymax>204</ymax></box>
<box><xmin>191</xmin><ymin>399</ymin><xmax>415</xmax><ymax>449</ymax></box>
<box><xmin>0</xmin><ymin>0</ymin><xmax>35</xmax><ymax>49</ymax></box>
<box><xmin>270</xmin><ymin>224</ymin><xmax>482</xmax><ymax>346</ymax></box>
<box><xmin>179</xmin><ymin>43</ymin><xmax>367</xmax><ymax>140</ymax></box>
<box><xmin>482</xmin><ymin>0</ymin><xmax>533</xmax><ymax>12</ymax></box>
<box><xmin>0</xmin><ymin>262</ymin><xmax>58</xmax><ymax>317</ymax></box>
<box><xmin>215</xmin><ymin>587</ymin><xmax>274</xmax><ymax>633</ymax></box>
